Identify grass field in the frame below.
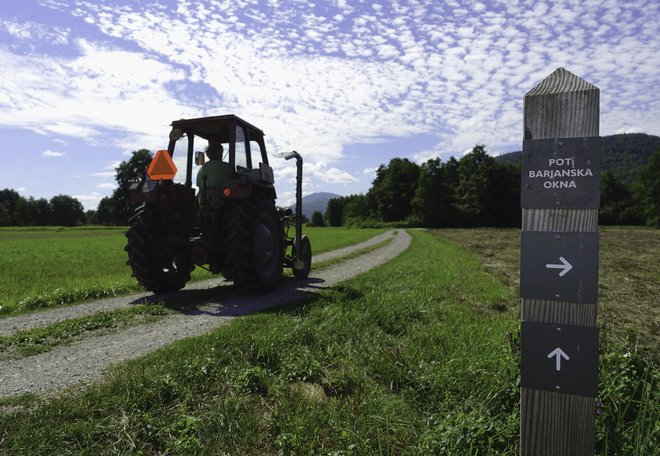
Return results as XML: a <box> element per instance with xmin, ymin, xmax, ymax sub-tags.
<box><xmin>433</xmin><ymin>226</ymin><xmax>660</xmax><ymax>364</ymax></box>
<box><xmin>0</xmin><ymin>226</ymin><xmax>387</xmax><ymax>317</ymax></box>
<box><xmin>1</xmin><ymin>229</ymin><xmax>657</xmax><ymax>455</ymax></box>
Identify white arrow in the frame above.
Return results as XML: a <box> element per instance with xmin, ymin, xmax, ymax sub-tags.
<box><xmin>545</xmin><ymin>256</ymin><xmax>573</xmax><ymax>277</ymax></box>
<box><xmin>547</xmin><ymin>347</ymin><xmax>570</xmax><ymax>371</ymax></box>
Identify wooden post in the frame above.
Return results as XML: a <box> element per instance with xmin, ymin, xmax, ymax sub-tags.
<box><xmin>520</xmin><ymin>68</ymin><xmax>600</xmax><ymax>455</ymax></box>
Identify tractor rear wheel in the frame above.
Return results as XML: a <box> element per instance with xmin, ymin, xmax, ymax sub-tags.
<box><xmin>125</xmin><ymin>204</ymin><xmax>193</xmax><ymax>293</ymax></box>
<box><xmin>292</xmin><ymin>235</ymin><xmax>312</xmax><ymax>279</ymax></box>
<box><xmin>225</xmin><ymin>197</ymin><xmax>284</xmax><ymax>291</ymax></box>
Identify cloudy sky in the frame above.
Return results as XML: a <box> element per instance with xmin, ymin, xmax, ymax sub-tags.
<box><xmin>1</xmin><ymin>0</ymin><xmax>659</xmax><ymax>209</ymax></box>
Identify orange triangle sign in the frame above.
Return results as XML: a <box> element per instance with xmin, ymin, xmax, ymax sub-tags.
<box><xmin>147</xmin><ymin>149</ymin><xmax>177</xmax><ymax>180</ymax></box>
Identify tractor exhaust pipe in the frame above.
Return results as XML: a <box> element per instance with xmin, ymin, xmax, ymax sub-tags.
<box><xmin>276</xmin><ymin>151</ymin><xmax>303</xmax><ymax>268</ymax></box>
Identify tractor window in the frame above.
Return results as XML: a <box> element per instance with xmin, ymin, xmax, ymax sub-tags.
<box><xmin>235</xmin><ymin>126</ymin><xmax>249</xmax><ymax>169</ymax></box>
<box><xmin>249</xmin><ymin>140</ymin><xmax>264</xmax><ymax>166</ymax></box>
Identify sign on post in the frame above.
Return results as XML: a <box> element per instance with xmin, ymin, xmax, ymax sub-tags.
<box><xmin>521</xmin><ymin>322</ymin><xmax>599</xmax><ymax>397</ymax></box>
<box><xmin>521</xmin><ymin>137</ymin><xmax>601</xmax><ymax>209</ymax></box>
<box><xmin>519</xmin><ymin>68</ymin><xmax>601</xmax><ymax>456</ymax></box>
<box><xmin>520</xmin><ymin>231</ymin><xmax>599</xmax><ymax>303</ymax></box>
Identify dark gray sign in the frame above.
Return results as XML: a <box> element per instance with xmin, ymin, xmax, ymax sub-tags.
<box><xmin>520</xmin><ymin>231</ymin><xmax>599</xmax><ymax>303</ymax></box>
<box><xmin>521</xmin><ymin>321</ymin><xmax>599</xmax><ymax>397</ymax></box>
<box><xmin>521</xmin><ymin>137</ymin><xmax>601</xmax><ymax>209</ymax></box>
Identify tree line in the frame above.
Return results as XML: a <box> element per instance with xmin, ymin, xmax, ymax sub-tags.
<box><xmin>0</xmin><ymin>190</ymin><xmax>87</xmax><ymax>227</ymax></box>
<box><xmin>2</xmin><ymin>144</ymin><xmax>658</xmax><ymax>228</ymax></box>
<box><xmin>0</xmin><ymin>149</ymin><xmax>152</xmax><ymax>227</ymax></box>
<box><xmin>325</xmin><ymin>145</ymin><xmax>660</xmax><ymax>228</ymax></box>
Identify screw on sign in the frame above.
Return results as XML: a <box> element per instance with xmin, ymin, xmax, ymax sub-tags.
<box><xmin>147</xmin><ymin>150</ymin><xmax>178</xmax><ymax>180</ymax></box>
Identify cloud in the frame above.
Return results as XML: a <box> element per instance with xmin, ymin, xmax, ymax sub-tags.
<box><xmin>73</xmin><ymin>191</ymin><xmax>104</xmax><ymax>210</ymax></box>
<box><xmin>42</xmin><ymin>149</ymin><xmax>65</xmax><ymax>157</ymax></box>
<box><xmin>96</xmin><ymin>183</ymin><xmax>115</xmax><ymax>189</ymax></box>
<box><xmin>2</xmin><ymin>0</ymin><xmax>659</xmax><ymax>205</ymax></box>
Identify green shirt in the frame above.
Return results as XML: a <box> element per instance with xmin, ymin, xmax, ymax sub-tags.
<box><xmin>196</xmin><ymin>160</ymin><xmax>231</xmax><ymax>189</ymax></box>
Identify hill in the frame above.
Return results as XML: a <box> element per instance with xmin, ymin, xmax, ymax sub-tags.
<box><xmin>289</xmin><ymin>192</ymin><xmax>342</xmax><ymax>219</ymax></box>
<box><xmin>496</xmin><ymin>133</ymin><xmax>660</xmax><ymax>183</ymax></box>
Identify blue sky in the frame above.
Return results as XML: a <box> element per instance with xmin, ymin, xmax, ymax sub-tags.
<box><xmin>1</xmin><ymin>0</ymin><xmax>659</xmax><ymax>209</ymax></box>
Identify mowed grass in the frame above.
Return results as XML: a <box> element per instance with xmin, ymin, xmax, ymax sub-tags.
<box><xmin>1</xmin><ymin>230</ymin><xmax>656</xmax><ymax>455</ymax></box>
<box><xmin>433</xmin><ymin>226</ymin><xmax>660</xmax><ymax>363</ymax></box>
<box><xmin>0</xmin><ymin>226</ymin><xmax>387</xmax><ymax>317</ymax></box>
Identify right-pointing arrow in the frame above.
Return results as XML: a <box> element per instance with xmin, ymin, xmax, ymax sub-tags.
<box><xmin>545</xmin><ymin>256</ymin><xmax>573</xmax><ymax>277</ymax></box>
<box><xmin>547</xmin><ymin>347</ymin><xmax>570</xmax><ymax>371</ymax></box>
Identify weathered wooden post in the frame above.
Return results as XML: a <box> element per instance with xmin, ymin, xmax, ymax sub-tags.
<box><xmin>519</xmin><ymin>68</ymin><xmax>601</xmax><ymax>455</ymax></box>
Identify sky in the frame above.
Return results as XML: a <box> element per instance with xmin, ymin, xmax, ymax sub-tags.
<box><xmin>1</xmin><ymin>0</ymin><xmax>659</xmax><ymax>210</ymax></box>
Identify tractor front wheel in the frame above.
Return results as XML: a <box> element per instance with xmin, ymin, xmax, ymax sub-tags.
<box><xmin>125</xmin><ymin>204</ymin><xmax>193</xmax><ymax>293</ymax></box>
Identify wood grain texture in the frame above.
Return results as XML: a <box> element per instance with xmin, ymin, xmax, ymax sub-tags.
<box><xmin>520</xmin><ymin>68</ymin><xmax>599</xmax><ymax>456</ymax></box>
<box><xmin>521</xmin><ymin>389</ymin><xmax>596</xmax><ymax>456</ymax></box>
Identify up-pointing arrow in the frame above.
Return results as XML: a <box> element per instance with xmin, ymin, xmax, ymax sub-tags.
<box><xmin>547</xmin><ymin>347</ymin><xmax>570</xmax><ymax>371</ymax></box>
<box><xmin>545</xmin><ymin>256</ymin><xmax>573</xmax><ymax>277</ymax></box>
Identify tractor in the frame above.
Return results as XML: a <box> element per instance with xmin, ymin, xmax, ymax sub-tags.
<box><xmin>124</xmin><ymin>114</ymin><xmax>311</xmax><ymax>293</ymax></box>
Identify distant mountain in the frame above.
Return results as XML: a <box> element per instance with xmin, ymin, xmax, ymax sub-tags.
<box><xmin>496</xmin><ymin>133</ymin><xmax>660</xmax><ymax>183</ymax></box>
<box><xmin>289</xmin><ymin>192</ymin><xmax>342</xmax><ymax>219</ymax></box>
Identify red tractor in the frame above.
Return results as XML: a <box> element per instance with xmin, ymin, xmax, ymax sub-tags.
<box><xmin>125</xmin><ymin>115</ymin><xmax>311</xmax><ymax>293</ymax></box>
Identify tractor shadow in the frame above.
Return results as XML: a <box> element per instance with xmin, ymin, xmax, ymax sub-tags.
<box><xmin>130</xmin><ymin>276</ymin><xmax>331</xmax><ymax>319</ymax></box>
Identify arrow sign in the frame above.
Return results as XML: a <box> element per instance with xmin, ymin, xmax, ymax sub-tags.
<box><xmin>547</xmin><ymin>347</ymin><xmax>570</xmax><ymax>371</ymax></box>
<box><xmin>545</xmin><ymin>256</ymin><xmax>573</xmax><ymax>277</ymax></box>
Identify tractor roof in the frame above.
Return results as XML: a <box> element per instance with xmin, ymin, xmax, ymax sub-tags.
<box><xmin>170</xmin><ymin>114</ymin><xmax>264</xmax><ymax>142</ymax></box>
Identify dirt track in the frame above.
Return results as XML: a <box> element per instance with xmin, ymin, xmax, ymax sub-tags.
<box><xmin>0</xmin><ymin>229</ymin><xmax>411</xmax><ymax>398</ymax></box>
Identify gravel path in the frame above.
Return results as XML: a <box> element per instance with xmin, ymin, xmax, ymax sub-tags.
<box><xmin>0</xmin><ymin>229</ymin><xmax>396</xmax><ymax>337</ymax></box>
<box><xmin>0</xmin><ymin>229</ymin><xmax>410</xmax><ymax>398</ymax></box>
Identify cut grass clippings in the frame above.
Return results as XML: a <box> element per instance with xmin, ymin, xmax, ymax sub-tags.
<box><xmin>433</xmin><ymin>226</ymin><xmax>660</xmax><ymax>363</ymax></box>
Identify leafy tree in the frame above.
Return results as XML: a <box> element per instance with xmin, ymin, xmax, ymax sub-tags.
<box><xmin>310</xmin><ymin>210</ymin><xmax>325</xmax><ymax>227</ymax></box>
<box><xmin>13</xmin><ymin>197</ymin><xmax>52</xmax><ymax>226</ymax></box>
<box><xmin>599</xmin><ymin>171</ymin><xmax>643</xmax><ymax>225</ymax></box>
<box><xmin>96</xmin><ymin>149</ymin><xmax>152</xmax><ymax>225</ymax></box>
<box><xmin>95</xmin><ymin>196</ymin><xmax>119</xmax><ymax>225</ymax></box>
<box><xmin>455</xmin><ymin>145</ymin><xmax>497</xmax><ymax>225</ymax></box>
<box><xmin>343</xmin><ymin>194</ymin><xmax>371</xmax><ymax>225</ymax></box>
<box><xmin>112</xmin><ymin>149</ymin><xmax>152</xmax><ymax>225</ymax></box>
<box><xmin>411</xmin><ymin>157</ymin><xmax>460</xmax><ymax>227</ymax></box>
<box><xmin>0</xmin><ymin>203</ymin><xmax>9</xmax><ymax>226</ymax></box>
<box><xmin>31</xmin><ymin>198</ymin><xmax>52</xmax><ymax>226</ymax></box>
<box><xmin>50</xmin><ymin>195</ymin><xmax>85</xmax><ymax>226</ymax></box>
<box><xmin>368</xmin><ymin>158</ymin><xmax>420</xmax><ymax>222</ymax></box>
<box><xmin>325</xmin><ymin>197</ymin><xmax>345</xmax><ymax>227</ymax></box>
<box><xmin>634</xmin><ymin>147</ymin><xmax>660</xmax><ymax>227</ymax></box>
<box><xmin>85</xmin><ymin>210</ymin><xmax>98</xmax><ymax>225</ymax></box>
<box><xmin>454</xmin><ymin>145</ymin><xmax>519</xmax><ymax>227</ymax></box>
<box><xmin>0</xmin><ymin>188</ymin><xmax>21</xmax><ymax>225</ymax></box>
<box><xmin>13</xmin><ymin>197</ymin><xmax>33</xmax><ymax>226</ymax></box>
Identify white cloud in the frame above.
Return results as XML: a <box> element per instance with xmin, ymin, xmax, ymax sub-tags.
<box><xmin>73</xmin><ymin>192</ymin><xmax>104</xmax><ymax>210</ymax></box>
<box><xmin>1</xmin><ymin>0</ymin><xmax>659</xmax><ymax>206</ymax></box>
<box><xmin>42</xmin><ymin>149</ymin><xmax>65</xmax><ymax>157</ymax></box>
<box><xmin>96</xmin><ymin>183</ymin><xmax>115</xmax><ymax>189</ymax></box>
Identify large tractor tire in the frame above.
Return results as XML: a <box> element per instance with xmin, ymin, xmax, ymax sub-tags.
<box><xmin>225</xmin><ymin>197</ymin><xmax>284</xmax><ymax>291</ymax></box>
<box><xmin>125</xmin><ymin>204</ymin><xmax>193</xmax><ymax>293</ymax></box>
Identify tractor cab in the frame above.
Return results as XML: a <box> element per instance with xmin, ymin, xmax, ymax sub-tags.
<box><xmin>167</xmin><ymin>115</ymin><xmax>276</xmax><ymax>202</ymax></box>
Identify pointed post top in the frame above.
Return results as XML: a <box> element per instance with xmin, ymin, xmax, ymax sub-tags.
<box><xmin>526</xmin><ymin>67</ymin><xmax>598</xmax><ymax>97</ymax></box>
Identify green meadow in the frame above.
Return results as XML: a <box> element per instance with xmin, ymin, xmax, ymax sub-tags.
<box><xmin>0</xmin><ymin>226</ymin><xmax>387</xmax><ymax>316</ymax></box>
<box><xmin>1</xmin><ymin>229</ymin><xmax>657</xmax><ymax>455</ymax></box>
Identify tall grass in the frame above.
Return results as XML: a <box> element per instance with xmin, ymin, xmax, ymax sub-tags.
<box><xmin>0</xmin><ymin>226</ymin><xmax>386</xmax><ymax>316</ymax></box>
<box><xmin>0</xmin><ymin>230</ymin><xmax>522</xmax><ymax>454</ymax></box>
